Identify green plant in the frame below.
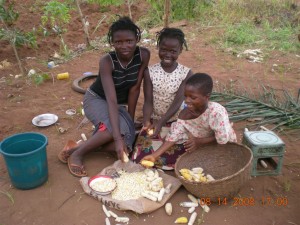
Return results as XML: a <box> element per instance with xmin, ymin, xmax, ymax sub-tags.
<box><xmin>143</xmin><ymin>0</ymin><xmax>213</xmax><ymax>27</ymax></box>
<box><xmin>0</xmin><ymin>0</ymin><xmax>37</xmax><ymax>75</ymax></box>
<box><xmin>201</xmin><ymin>0</ymin><xmax>300</xmax><ymax>53</ymax></box>
<box><xmin>224</xmin><ymin>21</ymin><xmax>259</xmax><ymax>47</ymax></box>
<box><xmin>87</xmin><ymin>0</ymin><xmax>123</xmax><ymax>6</ymax></box>
<box><xmin>87</xmin><ymin>0</ymin><xmax>136</xmax><ymax>18</ymax></box>
<box><xmin>31</xmin><ymin>73</ymin><xmax>51</xmax><ymax>86</ymax></box>
<box><xmin>41</xmin><ymin>0</ymin><xmax>72</xmax><ymax>57</ymax></box>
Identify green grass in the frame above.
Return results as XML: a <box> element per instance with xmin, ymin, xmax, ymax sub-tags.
<box><xmin>142</xmin><ymin>0</ymin><xmax>300</xmax><ymax>53</ymax></box>
<box><xmin>222</xmin><ymin>20</ymin><xmax>300</xmax><ymax>52</ymax></box>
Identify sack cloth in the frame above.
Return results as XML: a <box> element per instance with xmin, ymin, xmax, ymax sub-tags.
<box><xmin>79</xmin><ymin>160</ymin><xmax>182</xmax><ymax>214</ymax></box>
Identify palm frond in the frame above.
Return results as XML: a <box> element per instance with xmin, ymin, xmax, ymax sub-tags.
<box><xmin>211</xmin><ymin>90</ymin><xmax>300</xmax><ymax>133</ymax></box>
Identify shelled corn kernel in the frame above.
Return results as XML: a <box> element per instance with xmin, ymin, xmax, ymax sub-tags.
<box><xmin>90</xmin><ymin>179</ymin><xmax>116</xmax><ymax>192</ymax></box>
<box><xmin>111</xmin><ymin>169</ymin><xmax>165</xmax><ymax>201</ymax></box>
<box><xmin>111</xmin><ymin>171</ymin><xmax>148</xmax><ymax>201</ymax></box>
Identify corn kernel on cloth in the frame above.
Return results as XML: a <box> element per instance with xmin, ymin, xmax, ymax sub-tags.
<box><xmin>80</xmin><ymin>160</ymin><xmax>182</xmax><ymax>214</ymax></box>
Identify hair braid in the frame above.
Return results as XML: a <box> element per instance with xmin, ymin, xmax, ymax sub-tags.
<box><xmin>156</xmin><ymin>27</ymin><xmax>188</xmax><ymax>50</ymax></box>
<box><xmin>107</xmin><ymin>16</ymin><xmax>141</xmax><ymax>45</ymax></box>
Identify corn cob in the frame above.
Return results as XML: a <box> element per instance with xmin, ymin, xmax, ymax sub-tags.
<box><xmin>180</xmin><ymin>202</ymin><xmax>198</xmax><ymax>207</ymax></box>
<box><xmin>115</xmin><ymin>217</ymin><xmax>129</xmax><ymax>223</ymax></box>
<box><xmin>142</xmin><ymin>192</ymin><xmax>157</xmax><ymax>202</ymax></box>
<box><xmin>198</xmin><ymin>199</ymin><xmax>210</xmax><ymax>213</ymax></box>
<box><xmin>188</xmin><ymin>207</ymin><xmax>195</xmax><ymax>213</ymax></box>
<box><xmin>105</xmin><ymin>218</ymin><xmax>111</xmax><ymax>225</ymax></box>
<box><xmin>165</xmin><ymin>202</ymin><xmax>172</xmax><ymax>216</ymax></box>
<box><xmin>141</xmin><ymin>160</ymin><xmax>154</xmax><ymax>167</ymax></box>
<box><xmin>108</xmin><ymin>210</ymin><xmax>118</xmax><ymax>218</ymax></box>
<box><xmin>102</xmin><ymin>205</ymin><xmax>111</xmax><ymax>217</ymax></box>
<box><xmin>187</xmin><ymin>194</ymin><xmax>198</xmax><ymax>204</ymax></box>
<box><xmin>157</xmin><ymin>188</ymin><xmax>165</xmax><ymax>202</ymax></box>
<box><xmin>165</xmin><ymin>183</ymin><xmax>172</xmax><ymax>194</ymax></box>
<box><xmin>122</xmin><ymin>152</ymin><xmax>129</xmax><ymax>163</ymax></box>
<box><xmin>175</xmin><ymin>217</ymin><xmax>188</xmax><ymax>224</ymax></box>
<box><xmin>188</xmin><ymin>212</ymin><xmax>197</xmax><ymax>225</ymax></box>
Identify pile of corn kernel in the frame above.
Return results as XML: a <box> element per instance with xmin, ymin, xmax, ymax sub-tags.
<box><xmin>112</xmin><ymin>170</ymin><xmax>148</xmax><ymax>201</ymax></box>
<box><xmin>90</xmin><ymin>178</ymin><xmax>116</xmax><ymax>192</ymax></box>
<box><xmin>111</xmin><ymin>169</ymin><xmax>164</xmax><ymax>201</ymax></box>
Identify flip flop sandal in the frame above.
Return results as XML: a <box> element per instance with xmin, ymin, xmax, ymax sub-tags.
<box><xmin>67</xmin><ymin>158</ymin><xmax>87</xmax><ymax>178</ymax></box>
<box><xmin>58</xmin><ymin>140</ymin><xmax>78</xmax><ymax>164</ymax></box>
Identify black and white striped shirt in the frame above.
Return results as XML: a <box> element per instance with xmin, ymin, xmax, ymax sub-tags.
<box><xmin>90</xmin><ymin>47</ymin><xmax>142</xmax><ymax>104</ymax></box>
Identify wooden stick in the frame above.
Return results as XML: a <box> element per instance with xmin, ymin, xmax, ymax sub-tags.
<box><xmin>164</xmin><ymin>0</ymin><xmax>171</xmax><ymax>28</ymax></box>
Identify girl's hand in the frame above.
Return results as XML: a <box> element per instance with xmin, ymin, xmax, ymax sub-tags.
<box><xmin>141</xmin><ymin>154</ymin><xmax>156</xmax><ymax>164</ymax></box>
<box><xmin>153</xmin><ymin>124</ymin><xmax>162</xmax><ymax>137</ymax></box>
<box><xmin>115</xmin><ymin>139</ymin><xmax>128</xmax><ymax>161</ymax></box>
<box><xmin>152</xmin><ymin>120</ymin><xmax>164</xmax><ymax>137</ymax></box>
<box><xmin>142</xmin><ymin>120</ymin><xmax>152</xmax><ymax>131</ymax></box>
<box><xmin>184</xmin><ymin>130</ymin><xmax>199</xmax><ymax>152</ymax></box>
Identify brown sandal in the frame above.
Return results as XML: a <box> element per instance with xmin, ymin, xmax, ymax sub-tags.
<box><xmin>58</xmin><ymin>140</ymin><xmax>78</xmax><ymax>164</ymax></box>
<box><xmin>67</xmin><ymin>158</ymin><xmax>87</xmax><ymax>177</ymax></box>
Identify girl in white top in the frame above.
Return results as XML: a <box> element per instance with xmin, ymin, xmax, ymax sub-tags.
<box><xmin>132</xmin><ymin>28</ymin><xmax>193</xmax><ymax>169</ymax></box>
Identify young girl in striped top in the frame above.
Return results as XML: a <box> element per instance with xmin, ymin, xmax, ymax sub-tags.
<box><xmin>58</xmin><ymin>17</ymin><xmax>150</xmax><ymax>177</ymax></box>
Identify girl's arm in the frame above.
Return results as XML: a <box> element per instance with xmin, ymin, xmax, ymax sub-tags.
<box><xmin>127</xmin><ymin>47</ymin><xmax>150</xmax><ymax>120</ymax></box>
<box><xmin>142</xmin><ymin>141</ymin><xmax>175</xmax><ymax>163</ymax></box>
<box><xmin>100</xmin><ymin>55</ymin><xmax>125</xmax><ymax>158</ymax></box>
<box><xmin>179</xmin><ymin>110</ymin><xmax>216</xmax><ymax>152</ymax></box>
<box><xmin>142</xmin><ymin>68</ymin><xmax>153</xmax><ymax>129</ymax></box>
<box><xmin>184</xmin><ymin>131</ymin><xmax>216</xmax><ymax>153</ymax></box>
<box><xmin>154</xmin><ymin>70</ymin><xmax>193</xmax><ymax>135</ymax></box>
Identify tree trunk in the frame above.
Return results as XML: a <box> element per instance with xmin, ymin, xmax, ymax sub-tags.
<box><xmin>126</xmin><ymin>0</ymin><xmax>133</xmax><ymax>20</ymax></box>
<box><xmin>163</xmin><ymin>0</ymin><xmax>171</xmax><ymax>28</ymax></box>
<box><xmin>12</xmin><ymin>42</ymin><xmax>25</xmax><ymax>76</ymax></box>
<box><xmin>75</xmin><ymin>0</ymin><xmax>91</xmax><ymax>47</ymax></box>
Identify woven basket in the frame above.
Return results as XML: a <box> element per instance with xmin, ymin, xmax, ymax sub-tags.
<box><xmin>175</xmin><ymin>143</ymin><xmax>253</xmax><ymax>202</ymax></box>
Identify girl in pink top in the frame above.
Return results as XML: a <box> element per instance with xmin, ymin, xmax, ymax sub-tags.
<box><xmin>141</xmin><ymin>73</ymin><xmax>237</xmax><ymax>168</ymax></box>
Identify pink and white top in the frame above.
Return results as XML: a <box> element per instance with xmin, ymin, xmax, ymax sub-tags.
<box><xmin>165</xmin><ymin>102</ymin><xmax>237</xmax><ymax>144</ymax></box>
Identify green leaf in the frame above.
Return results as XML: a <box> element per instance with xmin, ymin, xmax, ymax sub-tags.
<box><xmin>42</xmin><ymin>1</ymin><xmax>71</xmax><ymax>29</ymax></box>
<box><xmin>0</xmin><ymin>0</ymin><xmax>19</xmax><ymax>25</ymax></box>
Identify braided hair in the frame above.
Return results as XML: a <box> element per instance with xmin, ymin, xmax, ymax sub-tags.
<box><xmin>156</xmin><ymin>27</ymin><xmax>188</xmax><ymax>50</ymax></box>
<box><xmin>107</xmin><ymin>16</ymin><xmax>141</xmax><ymax>45</ymax></box>
<box><xmin>186</xmin><ymin>73</ymin><xmax>213</xmax><ymax>96</ymax></box>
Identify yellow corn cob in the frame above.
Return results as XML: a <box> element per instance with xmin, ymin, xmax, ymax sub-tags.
<box><xmin>147</xmin><ymin>129</ymin><xmax>154</xmax><ymax>136</ymax></box>
<box><xmin>179</xmin><ymin>168</ymin><xmax>191</xmax><ymax>174</ymax></box>
<box><xmin>141</xmin><ymin>160</ymin><xmax>154</xmax><ymax>167</ymax></box>
<box><xmin>180</xmin><ymin>172</ymin><xmax>193</xmax><ymax>181</ymax></box>
<box><xmin>200</xmin><ymin>176</ymin><xmax>207</xmax><ymax>183</ymax></box>
<box><xmin>123</xmin><ymin>152</ymin><xmax>129</xmax><ymax>163</ymax></box>
<box><xmin>174</xmin><ymin>217</ymin><xmax>188</xmax><ymax>224</ymax></box>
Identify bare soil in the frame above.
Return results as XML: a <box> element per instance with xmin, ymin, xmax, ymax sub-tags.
<box><xmin>0</xmin><ymin>1</ymin><xmax>300</xmax><ymax>225</ymax></box>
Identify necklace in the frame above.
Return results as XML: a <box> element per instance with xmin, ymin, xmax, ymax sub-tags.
<box><xmin>116</xmin><ymin>52</ymin><xmax>134</xmax><ymax>69</ymax></box>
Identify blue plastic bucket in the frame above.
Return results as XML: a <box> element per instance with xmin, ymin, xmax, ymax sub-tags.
<box><xmin>0</xmin><ymin>132</ymin><xmax>48</xmax><ymax>190</ymax></box>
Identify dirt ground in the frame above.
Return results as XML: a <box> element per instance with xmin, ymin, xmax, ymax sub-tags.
<box><xmin>1</xmin><ymin>1</ymin><xmax>300</xmax><ymax>225</ymax></box>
